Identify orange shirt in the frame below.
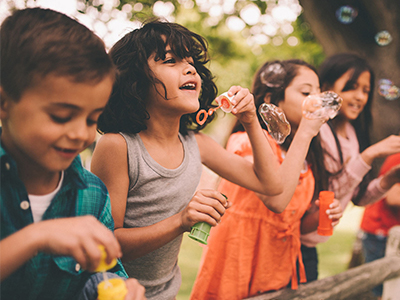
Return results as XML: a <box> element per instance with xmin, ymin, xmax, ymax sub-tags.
<box><xmin>190</xmin><ymin>132</ymin><xmax>315</xmax><ymax>300</ymax></box>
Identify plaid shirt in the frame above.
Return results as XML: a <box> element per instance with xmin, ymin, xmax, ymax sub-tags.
<box><xmin>0</xmin><ymin>134</ymin><xmax>128</xmax><ymax>300</ymax></box>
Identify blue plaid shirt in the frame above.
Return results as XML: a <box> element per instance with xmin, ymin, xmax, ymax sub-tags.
<box><xmin>0</xmin><ymin>132</ymin><xmax>128</xmax><ymax>300</ymax></box>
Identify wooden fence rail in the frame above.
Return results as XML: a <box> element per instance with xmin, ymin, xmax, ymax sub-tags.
<box><xmin>244</xmin><ymin>226</ymin><xmax>400</xmax><ymax>300</ymax></box>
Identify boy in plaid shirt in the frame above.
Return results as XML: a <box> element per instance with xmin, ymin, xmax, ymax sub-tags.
<box><xmin>0</xmin><ymin>7</ymin><xmax>145</xmax><ymax>300</ymax></box>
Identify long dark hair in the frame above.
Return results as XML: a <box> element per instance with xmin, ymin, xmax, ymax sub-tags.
<box><xmin>97</xmin><ymin>19</ymin><xmax>218</xmax><ymax>135</ymax></box>
<box><xmin>234</xmin><ymin>59</ymin><xmax>329</xmax><ymax>198</ymax></box>
<box><xmin>319</xmin><ymin>53</ymin><xmax>375</xmax><ymax>204</ymax></box>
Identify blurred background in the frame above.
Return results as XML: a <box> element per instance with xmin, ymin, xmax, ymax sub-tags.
<box><xmin>2</xmin><ymin>1</ymin><xmax>399</xmax><ymax>299</ymax></box>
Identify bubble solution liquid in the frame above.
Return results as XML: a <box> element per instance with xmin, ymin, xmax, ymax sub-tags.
<box><xmin>96</xmin><ymin>246</ymin><xmax>127</xmax><ymax>300</ymax></box>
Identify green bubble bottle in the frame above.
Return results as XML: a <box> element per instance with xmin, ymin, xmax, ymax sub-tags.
<box><xmin>188</xmin><ymin>194</ymin><xmax>228</xmax><ymax>245</ymax></box>
<box><xmin>96</xmin><ymin>245</ymin><xmax>127</xmax><ymax>300</ymax></box>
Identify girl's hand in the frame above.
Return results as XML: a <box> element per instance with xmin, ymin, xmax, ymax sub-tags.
<box><xmin>362</xmin><ymin>135</ymin><xmax>400</xmax><ymax>165</ymax></box>
<box><xmin>179</xmin><ymin>190</ymin><xmax>230</xmax><ymax>231</ymax></box>
<box><xmin>316</xmin><ymin>198</ymin><xmax>343</xmax><ymax>227</ymax></box>
<box><xmin>226</xmin><ymin>86</ymin><xmax>257</xmax><ymax>125</ymax></box>
<box><xmin>297</xmin><ymin>115</ymin><xmax>328</xmax><ymax>140</ymax></box>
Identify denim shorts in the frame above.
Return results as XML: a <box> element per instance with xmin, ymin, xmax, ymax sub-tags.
<box><xmin>361</xmin><ymin>231</ymin><xmax>387</xmax><ymax>297</ymax></box>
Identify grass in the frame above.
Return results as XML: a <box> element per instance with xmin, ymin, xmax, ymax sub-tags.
<box><xmin>177</xmin><ymin>204</ymin><xmax>365</xmax><ymax>300</ymax></box>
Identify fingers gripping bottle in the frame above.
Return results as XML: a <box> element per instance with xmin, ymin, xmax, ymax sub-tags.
<box><xmin>189</xmin><ymin>194</ymin><xmax>228</xmax><ymax>245</ymax></box>
<box><xmin>96</xmin><ymin>245</ymin><xmax>127</xmax><ymax>300</ymax></box>
<box><xmin>317</xmin><ymin>191</ymin><xmax>334</xmax><ymax>236</ymax></box>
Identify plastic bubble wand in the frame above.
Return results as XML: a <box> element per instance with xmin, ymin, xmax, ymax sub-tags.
<box><xmin>196</xmin><ymin>92</ymin><xmax>234</xmax><ymax>125</ymax></box>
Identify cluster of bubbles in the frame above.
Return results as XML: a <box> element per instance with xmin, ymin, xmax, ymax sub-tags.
<box><xmin>378</xmin><ymin>79</ymin><xmax>400</xmax><ymax>101</ymax></box>
<box><xmin>336</xmin><ymin>6</ymin><xmax>397</xmax><ymax>102</ymax></box>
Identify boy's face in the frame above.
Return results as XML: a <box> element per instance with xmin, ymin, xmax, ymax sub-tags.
<box><xmin>0</xmin><ymin>74</ymin><xmax>113</xmax><ymax>175</ymax></box>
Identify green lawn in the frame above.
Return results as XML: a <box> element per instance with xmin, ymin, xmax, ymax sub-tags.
<box><xmin>177</xmin><ymin>205</ymin><xmax>365</xmax><ymax>299</ymax></box>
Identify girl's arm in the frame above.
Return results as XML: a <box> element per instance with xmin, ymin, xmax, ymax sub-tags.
<box><xmin>385</xmin><ymin>183</ymin><xmax>400</xmax><ymax>207</ymax></box>
<box><xmin>360</xmin><ymin>135</ymin><xmax>400</xmax><ymax>166</ymax></box>
<box><xmin>197</xmin><ymin>86</ymin><xmax>283</xmax><ymax>197</ymax></box>
<box><xmin>91</xmin><ymin>134</ymin><xmax>228</xmax><ymax>261</ymax></box>
<box><xmin>256</xmin><ymin>116</ymin><xmax>327</xmax><ymax>213</ymax></box>
<box><xmin>357</xmin><ymin>164</ymin><xmax>400</xmax><ymax>206</ymax></box>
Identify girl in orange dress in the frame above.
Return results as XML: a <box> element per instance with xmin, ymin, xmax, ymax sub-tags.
<box><xmin>190</xmin><ymin>60</ymin><xmax>343</xmax><ymax>300</ymax></box>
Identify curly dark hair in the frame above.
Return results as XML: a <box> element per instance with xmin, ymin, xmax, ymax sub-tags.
<box><xmin>97</xmin><ymin>19</ymin><xmax>218</xmax><ymax>135</ymax></box>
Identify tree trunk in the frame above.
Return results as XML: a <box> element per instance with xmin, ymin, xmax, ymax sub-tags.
<box><xmin>298</xmin><ymin>0</ymin><xmax>400</xmax><ymax>162</ymax></box>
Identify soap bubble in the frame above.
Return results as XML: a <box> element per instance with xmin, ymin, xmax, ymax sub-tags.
<box><xmin>336</xmin><ymin>6</ymin><xmax>358</xmax><ymax>24</ymax></box>
<box><xmin>258</xmin><ymin>103</ymin><xmax>291</xmax><ymax>144</ymax></box>
<box><xmin>260</xmin><ymin>63</ymin><xmax>286</xmax><ymax>88</ymax></box>
<box><xmin>302</xmin><ymin>91</ymin><xmax>343</xmax><ymax>120</ymax></box>
<box><xmin>378</xmin><ymin>79</ymin><xmax>400</xmax><ymax>100</ymax></box>
<box><xmin>375</xmin><ymin>31</ymin><xmax>392</xmax><ymax>46</ymax></box>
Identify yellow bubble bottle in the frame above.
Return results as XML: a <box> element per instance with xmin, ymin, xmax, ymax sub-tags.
<box><xmin>96</xmin><ymin>245</ymin><xmax>127</xmax><ymax>300</ymax></box>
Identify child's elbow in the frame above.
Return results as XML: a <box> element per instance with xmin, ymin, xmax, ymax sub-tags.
<box><xmin>264</xmin><ymin>183</ymin><xmax>284</xmax><ymax>196</ymax></box>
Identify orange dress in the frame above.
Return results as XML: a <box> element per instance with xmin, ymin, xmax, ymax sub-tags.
<box><xmin>190</xmin><ymin>132</ymin><xmax>314</xmax><ymax>300</ymax></box>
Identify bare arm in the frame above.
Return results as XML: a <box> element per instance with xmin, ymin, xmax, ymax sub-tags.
<box><xmin>385</xmin><ymin>183</ymin><xmax>400</xmax><ymax>207</ymax></box>
<box><xmin>255</xmin><ymin>116</ymin><xmax>327</xmax><ymax>213</ymax></box>
<box><xmin>197</xmin><ymin>86</ymin><xmax>283</xmax><ymax>197</ymax></box>
<box><xmin>360</xmin><ymin>135</ymin><xmax>400</xmax><ymax>166</ymax></box>
<box><xmin>91</xmin><ymin>134</ymin><xmax>228</xmax><ymax>262</ymax></box>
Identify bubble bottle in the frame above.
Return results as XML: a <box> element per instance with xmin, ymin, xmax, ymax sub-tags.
<box><xmin>196</xmin><ymin>92</ymin><xmax>234</xmax><ymax>126</ymax></box>
<box><xmin>189</xmin><ymin>194</ymin><xmax>228</xmax><ymax>245</ymax></box>
<box><xmin>317</xmin><ymin>191</ymin><xmax>334</xmax><ymax>236</ymax></box>
<box><xmin>96</xmin><ymin>245</ymin><xmax>127</xmax><ymax>300</ymax></box>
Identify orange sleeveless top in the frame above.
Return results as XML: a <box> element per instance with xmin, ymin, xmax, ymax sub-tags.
<box><xmin>190</xmin><ymin>132</ymin><xmax>314</xmax><ymax>300</ymax></box>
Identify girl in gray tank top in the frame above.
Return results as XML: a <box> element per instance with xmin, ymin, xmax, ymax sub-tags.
<box><xmin>92</xmin><ymin>19</ymin><xmax>284</xmax><ymax>300</ymax></box>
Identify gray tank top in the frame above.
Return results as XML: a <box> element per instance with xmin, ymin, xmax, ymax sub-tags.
<box><xmin>120</xmin><ymin>131</ymin><xmax>202</xmax><ymax>300</ymax></box>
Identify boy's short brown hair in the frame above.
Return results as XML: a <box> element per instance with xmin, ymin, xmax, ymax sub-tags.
<box><xmin>1</xmin><ymin>7</ymin><xmax>114</xmax><ymax>101</ymax></box>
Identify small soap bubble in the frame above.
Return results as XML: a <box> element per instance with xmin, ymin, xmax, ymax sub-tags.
<box><xmin>375</xmin><ymin>31</ymin><xmax>392</xmax><ymax>46</ymax></box>
<box><xmin>336</xmin><ymin>6</ymin><xmax>358</xmax><ymax>24</ymax></box>
<box><xmin>260</xmin><ymin>63</ymin><xmax>286</xmax><ymax>88</ymax></box>
<box><xmin>302</xmin><ymin>91</ymin><xmax>343</xmax><ymax>120</ymax></box>
<box><xmin>378</xmin><ymin>79</ymin><xmax>400</xmax><ymax>100</ymax></box>
<box><xmin>258</xmin><ymin>103</ymin><xmax>291</xmax><ymax>144</ymax></box>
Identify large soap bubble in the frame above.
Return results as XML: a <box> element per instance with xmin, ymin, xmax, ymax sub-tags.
<box><xmin>302</xmin><ymin>91</ymin><xmax>343</xmax><ymax>120</ymax></box>
<box><xmin>258</xmin><ymin>103</ymin><xmax>291</xmax><ymax>144</ymax></box>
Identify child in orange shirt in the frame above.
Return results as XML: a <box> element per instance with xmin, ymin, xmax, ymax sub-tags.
<box><xmin>190</xmin><ymin>60</ymin><xmax>343</xmax><ymax>300</ymax></box>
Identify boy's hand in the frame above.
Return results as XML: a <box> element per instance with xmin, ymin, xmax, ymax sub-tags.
<box><xmin>179</xmin><ymin>190</ymin><xmax>230</xmax><ymax>232</ymax></box>
<box><xmin>226</xmin><ymin>86</ymin><xmax>257</xmax><ymax>125</ymax></box>
<box><xmin>124</xmin><ymin>278</ymin><xmax>147</xmax><ymax>300</ymax></box>
<box><xmin>36</xmin><ymin>216</ymin><xmax>122</xmax><ymax>272</ymax></box>
<box><xmin>380</xmin><ymin>164</ymin><xmax>400</xmax><ymax>190</ymax></box>
<box><xmin>316</xmin><ymin>198</ymin><xmax>343</xmax><ymax>227</ymax></box>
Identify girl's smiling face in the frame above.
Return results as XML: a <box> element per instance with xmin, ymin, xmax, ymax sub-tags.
<box><xmin>330</xmin><ymin>69</ymin><xmax>371</xmax><ymax>121</ymax></box>
<box><xmin>277</xmin><ymin>66</ymin><xmax>320</xmax><ymax>130</ymax></box>
<box><xmin>147</xmin><ymin>45</ymin><xmax>202</xmax><ymax>116</ymax></box>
